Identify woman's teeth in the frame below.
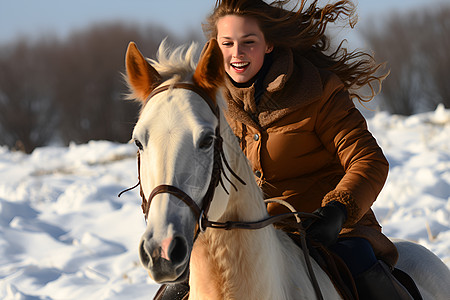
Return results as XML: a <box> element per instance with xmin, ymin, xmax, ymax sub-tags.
<box><xmin>231</xmin><ymin>62</ymin><xmax>249</xmax><ymax>69</ymax></box>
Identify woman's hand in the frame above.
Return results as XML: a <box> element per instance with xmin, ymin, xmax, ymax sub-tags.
<box><xmin>304</xmin><ymin>201</ymin><xmax>347</xmax><ymax>247</ymax></box>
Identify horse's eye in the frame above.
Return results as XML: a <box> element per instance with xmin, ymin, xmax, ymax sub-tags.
<box><xmin>135</xmin><ymin>139</ymin><xmax>144</xmax><ymax>150</ymax></box>
<box><xmin>199</xmin><ymin>136</ymin><xmax>214</xmax><ymax>150</ymax></box>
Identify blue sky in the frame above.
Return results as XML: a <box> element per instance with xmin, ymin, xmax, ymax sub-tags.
<box><xmin>0</xmin><ymin>0</ymin><xmax>447</xmax><ymax>48</ymax></box>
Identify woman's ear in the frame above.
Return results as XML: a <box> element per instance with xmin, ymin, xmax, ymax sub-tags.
<box><xmin>266</xmin><ymin>44</ymin><xmax>274</xmax><ymax>54</ymax></box>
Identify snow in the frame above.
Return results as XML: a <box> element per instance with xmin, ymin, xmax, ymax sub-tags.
<box><xmin>1</xmin><ymin>106</ymin><xmax>449</xmax><ymax>299</ymax></box>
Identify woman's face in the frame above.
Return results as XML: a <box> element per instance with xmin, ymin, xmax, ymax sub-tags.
<box><xmin>216</xmin><ymin>15</ymin><xmax>273</xmax><ymax>84</ymax></box>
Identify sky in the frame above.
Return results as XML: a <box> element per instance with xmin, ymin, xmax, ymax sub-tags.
<box><xmin>0</xmin><ymin>0</ymin><xmax>448</xmax><ymax>48</ymax></box>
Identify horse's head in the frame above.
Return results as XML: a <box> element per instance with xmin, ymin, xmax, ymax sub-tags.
<box><xmin>125</xmin><ymin>39</ymin><xmax>229</xmax><ymax>283</ymax></box>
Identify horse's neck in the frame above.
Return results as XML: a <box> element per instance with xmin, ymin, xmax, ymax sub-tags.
<box><xmin>189</xmin><ymin>128</ymin><xmax>293</xmax><ymax>299</ymax></box>
<box><xmin>190</xmin><ymin>189</ymin><xmax>340</xmax><ymax>300</ymax></box>
<box><xmin>190</xmin><ymin>185</ymin><xmax>288</xmax><ymax>299</ymax></box>
<box><xmin>189</xmin><ymin>124</ymin><xmax>341</xmax><ymax>300</ymax></box>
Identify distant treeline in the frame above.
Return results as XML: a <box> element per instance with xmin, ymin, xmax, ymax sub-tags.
<box><xmin>0</xmin><ymin>5</ymin><xmax>449</xmax><ymax>153</ymax></box>
<box><xmin>363</xmin><ymin>5</ymin><xmax>450</xmax><ymax>115</ymax></box>
<box><xmin>0</xmin><ymin>22</ymin><xmax>203</xmax><ymax>153</ymax></box>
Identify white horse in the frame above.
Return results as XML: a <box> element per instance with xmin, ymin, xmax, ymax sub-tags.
<box><xmin>124</xmin><ymin>39</ymin><xmax>450</xmax><ymax>300</ymax></box>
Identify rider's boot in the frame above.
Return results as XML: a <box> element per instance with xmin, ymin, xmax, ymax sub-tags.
<box><xmin>355</xmin><ymin>260</ymin><xmax>413</xmax><ymax>300</ymax></box>
<box><xmin>153</xmin><ymin>281</ymin><xmax>189</xmax><ymax>300</ymax></box>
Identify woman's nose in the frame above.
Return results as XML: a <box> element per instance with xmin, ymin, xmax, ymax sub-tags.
<box><xmin>232</xmin><ymin>44</ymin><xmax>244</xmax><ymax>58</ymax></box>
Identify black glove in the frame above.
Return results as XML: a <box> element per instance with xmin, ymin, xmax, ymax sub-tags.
<box><xmin>304</xmin><ymin>201</ymin><xmax>347</xmax><ymax>247</ymax></box>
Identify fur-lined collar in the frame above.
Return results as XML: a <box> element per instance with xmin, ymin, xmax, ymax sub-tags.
<box><xmin>223</xmin><ymin>47</ymin><xmax>323</xmax><ymax>129</ymax></box>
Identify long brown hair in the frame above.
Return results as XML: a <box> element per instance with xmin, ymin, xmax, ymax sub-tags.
<box><xmin>203</xmin><ymin>0</ymin><xmax>387</xmax><ymax>103</ymax></box>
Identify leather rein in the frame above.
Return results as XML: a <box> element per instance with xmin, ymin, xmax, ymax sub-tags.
<box><xmin>120</xmin><ymin>82</ymin><xmax>324</xmax><ymax>299</ymax></box>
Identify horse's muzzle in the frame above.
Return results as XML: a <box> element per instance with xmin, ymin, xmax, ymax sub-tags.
<box><xmin>139</xmin><ymin>235</ymin><xmax>190</xmax><ymax>283</ymax></box>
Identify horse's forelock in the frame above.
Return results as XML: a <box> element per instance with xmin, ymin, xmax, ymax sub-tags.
<box><xmin>149</xmin><ymin>39</ymin><xmax>199</xmax><ymax>83</ymax></box>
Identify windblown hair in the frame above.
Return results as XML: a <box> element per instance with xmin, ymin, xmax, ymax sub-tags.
<box><xmin>203</xmin><ymin>0</ymin><xmax>387</xmax><ymax>102</ymax></box>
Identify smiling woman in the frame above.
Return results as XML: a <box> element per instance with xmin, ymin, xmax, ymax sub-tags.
<box><xmin>123</xmin><ymin>35</ymin><xmax>450</xmax><ymax>300</ymax></box>
<box><xmin>196</xmin><ymin>1</ymin><xmax>450</xmax><ymax>300</ymax></box>
<box><xmin>216</xmin><ymin>15</ymin><xmax>273</xmax><ymax>84</ymax></box>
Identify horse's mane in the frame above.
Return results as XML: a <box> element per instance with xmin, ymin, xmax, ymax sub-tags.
<box><xmin>148</xmin><ymin>39</ymin><xmax>199</xmax><ymax>84</ymax></box>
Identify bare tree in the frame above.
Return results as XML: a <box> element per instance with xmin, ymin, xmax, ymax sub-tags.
<box><xmin>420</xmin><ymin>7</ymin><xmax>450</xmax><ymax>109</ymax></box>
<box><xmin>54</xmin><ymin>22</ymin><xmax>203</xmax><ymax>145</ymax></box>
<box><xmin>0</xmin><ymin>22</ymin><xmax>203</xmax><ymax>152</ymax></box>
<box><xmin>363</xmin><ymin>5</ymin><xmax>450</xmax><ymax>115</ymax></box>
<box><xmin>0</xmin><ymin>38</ymin><xmax>60</xmax><ymax>153</ymax></box>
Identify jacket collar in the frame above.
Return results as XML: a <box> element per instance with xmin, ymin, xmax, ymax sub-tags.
<box><xmin>223</xmin><ymin>47</ymin><xmax>323</xmax><ymax>129</ymax></box>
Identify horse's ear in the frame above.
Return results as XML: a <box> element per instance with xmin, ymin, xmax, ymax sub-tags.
<box><xmin>193</xmin><ymin>39</ymin><xmax>224</xmax><ymax>100</ymax></box>
<box><xmin>125</xmin><ymin>42</ymin><xmax>161</xmax><ymax>102</ymax></box>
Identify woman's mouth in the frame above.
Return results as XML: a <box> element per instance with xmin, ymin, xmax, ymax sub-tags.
<box><xmin>231</xmin><ymin>62</ymin><xmax>249</xmax><ymax>72</ymax></box>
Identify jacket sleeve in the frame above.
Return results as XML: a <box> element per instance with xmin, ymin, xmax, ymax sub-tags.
<box><xmin>315</xmin><ymin>74</ymin><xmax>389</xmax><ymax>227</ymax></box>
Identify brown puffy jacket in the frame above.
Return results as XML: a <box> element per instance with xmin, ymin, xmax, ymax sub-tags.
<box><xmin>222</xmin><ymin>47</ymin><xmax>398</xmax><ymax>266</ymax></box>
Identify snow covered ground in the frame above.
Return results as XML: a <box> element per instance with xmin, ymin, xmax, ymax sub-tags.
<box><xmin>1</xmin><ymin>105</ymin><xmax>449</xmax><ymax>299</ymax></box>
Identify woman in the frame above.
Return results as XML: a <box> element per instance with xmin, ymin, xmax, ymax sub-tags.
<box><xmin>156</xmin><ymin>0</ymin><xmax>413</xmax><ymax>299</ymax></box>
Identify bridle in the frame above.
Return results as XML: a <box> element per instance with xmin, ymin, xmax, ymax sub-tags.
<box><xmin>120</xmin><ymin>82</ymin><xmax>325</xmax><ymax>299</ymax></box>
<box><xmin>136</xmin><ymin>82</ymin><xmax>246</xmax><ymax>229</ymax></box>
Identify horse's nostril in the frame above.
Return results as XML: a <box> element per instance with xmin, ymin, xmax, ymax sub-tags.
<box><xmin>139</xmin><ymin>240</ymin><xmax>150</xmax><ymax>267</ymax></box>
<box><xmin>170</xmin><ymin>236</ymin><xmax>188</xmax><ymax>265</ymax></box>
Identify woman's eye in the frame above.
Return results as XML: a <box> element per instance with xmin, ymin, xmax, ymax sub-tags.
<box><xmin>135</xmin><ymin>139</ymin><xmax>144</xmax><ymax>150</ymax></box>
